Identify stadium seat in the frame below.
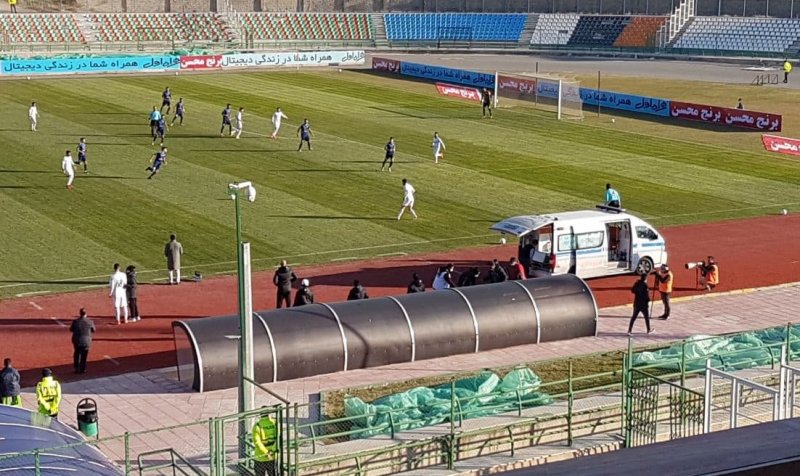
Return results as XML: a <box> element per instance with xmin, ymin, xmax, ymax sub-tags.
<box><xmin>89</xmin><ymin>13</ymin><xmax>232</xmax><ymax>43</ymax></box>
<box><xmin>613</xmin><ymin>16</ymin><xmax>666</xmax><ymax>48</ymax></box>
<box><xmin>0</xmin><ymin>13</ymin><xmax>84</xmax><ymax>44</ymax></box>
<box><xmin>672</xmin><ymin>17</ymin><xmax>800</xmax><ymax>54</ymax></box>
<box><xmin>384</xmin><ymin>13</ymin><xmax>526</xmax><ymax>42</ymax></box>
<box><xmin>530</xmin><ymin>13</ymin><xmax>580</xmax><ymax>46</ymax></box>
<box><xmin>567</xmin><ymin>15</ymin><xmax>631</xmax><ymax>47</ymax></box>
<box><xmin>238</xmin><ymin>13</ymin><xmax>373</xmax><ymax>41</ymax></box>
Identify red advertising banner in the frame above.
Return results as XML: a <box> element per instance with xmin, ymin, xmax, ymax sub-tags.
<box><xmin>762</xmin><ymin>134</ymin><xmax>800</xmax><ymax>156</ymax></box>
<box><xmin>435</xmin><ymin>82</ymin><xmax>482</xmax><ymax>102</ymax></box>
<box><xmin>497</xmin><ymin>74</ymin><xmax>536</xmax><ymax>96</ymax></box>
<box><xmin>371</xmin><ymin>57</ymin><xmax>400</xmax><ymax>73</ymax></box>
<box><xmin>180</xmin><ymin>55</ymin><xmax>222</xmax><ymax>70</ymax></box>
<box><xmin>670</xmin><ymin>101</ymin><xmax>782</xmax><ymax>132</ymax></box>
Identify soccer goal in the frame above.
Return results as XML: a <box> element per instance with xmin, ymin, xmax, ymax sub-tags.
<box><xmin>494</xmin><ymin>72</ymin><xmax>584</xmax><ymax>120</ymax></box>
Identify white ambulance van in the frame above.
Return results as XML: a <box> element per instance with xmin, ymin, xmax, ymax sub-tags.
<box><xmin>490</xmin><ymin>208</ymin><xmax>667</xmax><ymax>279</ymax></box>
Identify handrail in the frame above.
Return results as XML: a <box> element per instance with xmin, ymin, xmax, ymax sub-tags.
<box><xmin>136</xmin><ymin>447</ymin><xmax>208</xmax><ymax>475</ymax></box>
<box><xmin>243</xmin><ymin>375</ymin><xmax>289</xmax><ymax>405</ymax></box>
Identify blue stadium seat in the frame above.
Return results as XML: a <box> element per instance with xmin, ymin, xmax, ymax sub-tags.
<box><xmin>384</xmin><ymin>13</ymin><xmax>526</xmax><ymax>42</ymax></box>
<box><xmin>672</xmin><ymin>17</ymin><xmax>800</xmax><ymax>54</ymax></box>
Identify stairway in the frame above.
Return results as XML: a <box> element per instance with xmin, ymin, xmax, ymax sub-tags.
<box><xmin>665</xmin><ymin>16</ymin><xmax>695</xmax><ymax>48</ymax></box>
<box><xmin>371</xmin><ymin>13</ymin><xmax>388</xmax><ymax>48</ymax></box>
<box><xmin>518</xmin><ymin>13</ymin><xmax>538</xmax><ymax>48</ymax></box>
<box><xmin>75</xmin><ymin>13</ymin><xmax>98</xmax><ymax>43</ymax></box>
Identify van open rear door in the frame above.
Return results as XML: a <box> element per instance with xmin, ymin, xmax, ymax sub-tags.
<box><xmin>491</xmin><ymin>215</ymin><xmax>555</xmax><ymax>276</ymax></box>
<box><xmin>490</xmin><ymin>215</ymin><xmax>553</xmax><ymax>237</ymax></box>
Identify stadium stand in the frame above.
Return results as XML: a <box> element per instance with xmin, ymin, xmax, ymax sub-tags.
<box><xmin>671</xmin><ymin>16</ymin><xmax>800</xmax><ymax>54</ymax></box>
<box><xmin>237</xmin><ymin>13</ymin><xmax>373</xmax><ymax>41</ymax></box>
<box><xmin>0</xmin><ymin>13</ymin><xmax>85</xmax><ymax>44</ymax></box>
<box><xmin>529</xmin><ymin>14</ymin><xmax>580</xmax><ymax>46</ymax></box>
<box><xmin>384</xmin><ymin>13</ymin><xmax>526</xmax><ymax>42</ymax></box>
<box><xmin>568</xmin><ymin>15</ymin><xmax>630</xmax><ymax>47</ymax></box>
<box><xmin>613</xmin><ymin>16</ymin><xmax>666</xmax><ymax>48</ymax></box>
<box><xmin>88</xmin><ymin>12</ymin><xmax>231</xmax><ymax>43</ymax></box>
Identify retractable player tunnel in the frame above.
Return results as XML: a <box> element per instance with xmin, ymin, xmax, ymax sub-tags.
<box><xmin>173</xmin><ymin>275</ymin><xmax>598</xmax><ymax>392</ymax></box>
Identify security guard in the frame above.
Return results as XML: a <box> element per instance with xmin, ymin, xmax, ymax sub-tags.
<box><xmin>0</xmin><ymin>358</ymin><xmax>22</xmax><ymax>407</ymax></box>
<box><xmin>654</xmin><ymin>264</ymin><xmax>673</xmax><ymax>320</ymax></box>
<box><xmin>784</xmin><ymin>59</ymin><xmax>793</xmax><ymax>84</ymax></box>
<box><xmin>35</xmin><ymin>368</ymin><xmax>61</xmax><ymax>419</ymax></box>
<box><xmin>252</xmin><ymin>410</ymin><xmax>278</xmax><ymax>476</ymax></box>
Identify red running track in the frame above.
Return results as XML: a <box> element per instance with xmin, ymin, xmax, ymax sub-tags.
<box><xmin>2</xmin><ymin>214</ymin><xmax>799</xmax><ymax>386</ymax></box>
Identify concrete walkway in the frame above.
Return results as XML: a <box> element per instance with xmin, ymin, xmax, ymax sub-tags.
<box><xmin>16</xmin><ymin>282</ymin><xmax>800</xmax><ymax>452</ymax></box>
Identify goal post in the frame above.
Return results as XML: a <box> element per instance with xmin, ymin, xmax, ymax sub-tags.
<box><xmin>494</xmin><ymin>71</ymin><xmax>584</xmax><ymax>120</ymax></box>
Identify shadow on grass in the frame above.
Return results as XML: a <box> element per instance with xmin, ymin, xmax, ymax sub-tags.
<box><xmin>0</xmin><ymin>169</ymin><xmax>55</xmax><ymax>174</ymax></box>
<box><xmin>265</xmin><ymin>215</ymin><xmax>396</xmax><ymax>220</ymax></box>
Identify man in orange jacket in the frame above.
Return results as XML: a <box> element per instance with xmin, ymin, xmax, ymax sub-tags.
<box><xmin>654</xmin><ymin>264</ymin><xmax>673</xmax><ymax>320</ymax></box>
<box><xmin>701</xmin><ymin>256</ymin><xmax>719</xmax><ymax>291</ymax></box>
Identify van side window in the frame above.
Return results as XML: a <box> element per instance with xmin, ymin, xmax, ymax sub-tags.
<box><xmin>558</xmin><ymin>235</ymin><xmax>573</xmax><ymax>251</ymax></box>
<box><xmin>636</xmin><ymin>226</ymin><xmax>658</xmax><ymax>240</ymax></box>
<box><xmin>575</xmin><ymin>231</ymin><xmax>604</xmax><ymax>249</ymax></box>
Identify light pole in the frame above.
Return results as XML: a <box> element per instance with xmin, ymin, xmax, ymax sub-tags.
<box><xmin>228</xmin><ymin>181</ymin><xmax>257</xmax><ymax>417</ymax></box>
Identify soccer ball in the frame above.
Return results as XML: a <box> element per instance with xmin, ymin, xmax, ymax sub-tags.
<box><xmin>611</xmin><ymin>118</ymin><xmax>616</xmax><ymax>123</ymax></box>
<box><xmin>500</xmin><ymin>237</ymin><xmax>507</xmax><ymax>245</ymax></box>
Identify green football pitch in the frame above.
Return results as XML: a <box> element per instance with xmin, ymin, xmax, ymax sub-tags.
<box><xmin>0</xmin><ymin>69</ymin><xmax>798</xmax><ymax>298</ymax></box>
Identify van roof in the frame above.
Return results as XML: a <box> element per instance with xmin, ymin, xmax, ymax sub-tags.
<box><xmin>490</xmin><ymin>209</ymin><xmax>637</xmax><ymax>237</ymax></box>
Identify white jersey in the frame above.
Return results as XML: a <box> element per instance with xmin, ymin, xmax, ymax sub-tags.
<box><xmin>29</xmin><ymin>106</ymin><xmax>38</xmax><ymax>119</ymax></box>
<box><xmin>62</xmin><ymin>155</ymin><xmax>74</xmax><ymax>175</ymax></box>
<box><xmin>272</xmin><ymin>111</ymin><xmax>288</xmax><ymax>127</ymax></box>
<box><xmin>236</xmin><ymin>111</ymin><xmax>243</xmax><ymax>124</ymax></box>
<box><xmin>432</xmin><ymin>136</ymin><xmax>445</xmax><ymax>154</ymax></box>
<box><xmin>109</xmin><ymin>270</ymin><xmax>127</xmax><ymax>297</ymax></box>
<box><xmin>402</xmin><ymin>182</ymin><xmax>416</xmax><ymax>206</ymax></box>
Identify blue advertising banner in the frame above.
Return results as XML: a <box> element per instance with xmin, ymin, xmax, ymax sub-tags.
<box><xmin>579</xmin><ymin>88</ymin><xmax>670</xmax><ymax>117</ymax></box>
<box><xmin>0</xmin><ymin>55</ymin><xmax>180</xmax><ymax>76</ymax></box>
<box><xmin>399</xmin><ymin>61</ymin><xmax>495</xmax><ymax>88</ymax></box>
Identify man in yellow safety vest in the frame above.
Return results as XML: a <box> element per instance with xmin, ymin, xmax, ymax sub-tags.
<box><xmin>252</xmin><ymin>409</ymin><xmax>278</xmax><ymax>476</ymax></box>
<box><xmin>784</xmin><ymin>59</ymin><xmax>793</xmax><ymax>84</ymax></box>
<box><xmin>8</xmin><ymin>0</ymin><xmax>17</xmax><ymax>14</ymax></box>
<box><xmin>35</xmin><ymin>368</ymin><xmax>61</xmax><ymax>419</ymax></box>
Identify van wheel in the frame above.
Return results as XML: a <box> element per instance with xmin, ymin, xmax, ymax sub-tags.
<box><xmin>636</xmin><ymin>258</ymin><xmax>654</xmax><ymax>275</ymax></box>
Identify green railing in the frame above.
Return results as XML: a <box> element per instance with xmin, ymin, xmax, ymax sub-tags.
<box><xmin>3</xmin><ymin>322</ymin><xmax>798</xmax><ymax>476</ymax></box>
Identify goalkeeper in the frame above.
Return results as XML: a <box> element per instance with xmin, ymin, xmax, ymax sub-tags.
<box><xmin>481</xmin><ymin>88</ymin><xmax>493</xmax><ymax>118</ymax></box>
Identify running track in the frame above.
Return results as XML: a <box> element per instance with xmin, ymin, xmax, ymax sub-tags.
<box><xmin>2</xmin><ymin>215</ymin><xmax>798</xmax><ymax>386</ymax></box>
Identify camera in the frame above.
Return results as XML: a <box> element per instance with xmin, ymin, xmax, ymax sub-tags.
<box><xmin>685</xmin><ymin>261</ymin><xmax>704</xmax><ymax>270</ymax></box>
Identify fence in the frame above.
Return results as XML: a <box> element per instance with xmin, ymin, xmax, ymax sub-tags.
<box><xmin>2</xmin><ymin>323</ymin><xmax>799</xmax><ymax>475</ymax></box>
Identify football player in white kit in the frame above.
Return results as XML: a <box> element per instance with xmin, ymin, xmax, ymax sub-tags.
<box><xmin>432</xmin><ymin>132</ymin><xmax>446</xmax><ymax>164</ymax></box>
<box><xmin>109</xmin><ymin>263</ymin><xmax>129</xmax><ymax>325</ymax></box>
<box><xmin>61</xmin><ymin>150</ymin><xmax>75</xmax><ymax>191</ymax></box>
<box><xmin>29</xmin><ymin>101</ymin><xmax>39</xmax><ymax>132</ymax></box>
<box><xmin>397</xmin><ymin>178</ymin><xmax>418</xmax><ymax>220</ymax></box>
<box><xmin>271</xmin><ymin>107</ymin><xmax>288</xmax><ymax>139</ymax></box>
<box><xmin>232</xmin><ymin>107</ymin><xmax>245</xmax><ymax>139</ymax></box>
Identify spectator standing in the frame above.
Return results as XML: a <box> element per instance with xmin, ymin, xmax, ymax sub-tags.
<box><xmin>784</xmin><ymin>59</ymin><xmax>793</xmax><ymax>84</ymax></box>
<box><xmin>109</xmin><ymin>263</ymin><xmax>129</xmax><ymax>325</ymax></box>
<box><xmin>627</xmin><ymin>274</ymin><xmax>653</xmax><ymax>336</ymax></box>
<box><xmin>654</xmin><ymin>264</ymin><xmax>673</xmax><ymax>320</ymax></box>
<box><xmin>407</xmin><ymin>273</ymin><xmax>425</xmax><ymax>293</ymax></box>
<box><xmin>294</xmin><ymin>279</ymin><xmax>314</xmax><ymax>306</ymax></box>
<box><xmin>458</xmin><ymin>267</ymin><xmax>480</xmax><ymax>287</ymax></box>
<box><xmin>35</xmin><ymin>369</ymin><xmax>61</xmax><ymax>419</ymax></box>
<box><xmin>432</xmin><ymin>264</ymin><xmax>455</xmax><ymax>290</ymax></box>
<box><xmin>347</xmin><ymin>280</ymin><xmax>369</xmax><ymax>300</ymax></box>
<box><xmin>273</xmin><ymin>260</ymin><xmax>297</xmax><ymax>308</ymax></box>
<box><xmin>126</xmin><ymin>265</ymin><xmax>141</xmax><ymax>322</ymax></box>
<box><xmin>509</xmin><ymin>257</ymin><xmax>527</xmax><ymax>280</ymax></box>
<box><xmin>70</xmin><ymin>308</ymin><xmax>95</xmax><ymax>374</ymax></box>
<box><xmin>0</xmin><ymin>358</ymin><xmax>22</xmax><ymax>407</ymax></box>
<box><xmin>605</xmin><ymin>183</ymin><xmax>621</xmax><ymax>208</ymax></box>
<box><xmin>484</xmin><ymin>259</ymin><xmax>508</xmax><ymax>284</ymax></box>
<box><xmin>165</xmin><ymin>234</ymin><xmax>183</xmax><ymax>285</ymax></box>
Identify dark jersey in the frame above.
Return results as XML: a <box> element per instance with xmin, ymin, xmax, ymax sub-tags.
<box><xmin>153</xmin><ymin>151</ymin><xmax>167</xmax><ymax>168</ymax></box>
<box><xmin>176</xmin><ymin>101</ymin><xmax>184</xmax><ymax>115</ymax></box>
<box><xmin>482</xmin><ymin>90</ymin><xmax>492</xmax><ymax>105</ymax></box>
<box><xmin>385</xmin><ymin>141</ymin><xmax>396</xmax><ymax>157</ymax></box>
<box><xmin>299</xmin><ymin>123</ymin><xmax>311</xmax><ymax>138</ymax></box>
<box><xmin>162</xmin><ymin>90</ymin><xmax>171</xmax><ymax>102</ymax></box>
<box><xmin>222</xmin><ymin>107</ymin><xmax>231</xmax><ymax>123</ymax></box>
<box><xmin>77</xmin><ymin>142</ymin><xmax>87</xmax><ymax>157</ymax></box>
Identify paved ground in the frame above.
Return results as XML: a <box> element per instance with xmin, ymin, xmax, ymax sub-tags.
<box><xmin>19</xmin><ymin>281</ymin><xmax>798</xmax><ymax>441</ymax></box>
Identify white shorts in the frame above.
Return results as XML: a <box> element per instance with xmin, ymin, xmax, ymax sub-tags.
<box><xmin>402</xmin><ymin>198</ymin><xmax>414</xmax><ymax>207</ymax></box>
<box><xmin>273</xmin><ymin>123</ymin><xmax>281</xmax><ymax>132</ymax></box>
<box><xmin>236</xmin><ymin>121</ymin><xmax>243</xmax><ymax>130</ymax></box>
<box><xmin>113</xmin><ymin>293</ymin><xmax>127</xmax><ymax>308</ymax></box>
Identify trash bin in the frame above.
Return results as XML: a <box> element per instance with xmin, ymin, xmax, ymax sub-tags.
<box><xmin>76</xmin><ymin>398</ymin><xmax>98</xmax><ymax>437</ymax></box>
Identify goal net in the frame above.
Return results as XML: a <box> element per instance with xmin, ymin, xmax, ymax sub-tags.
<box><xmin>494</xmin><ymin>72</ymin><xmax>584</xmax><ymax>120</ymax></box>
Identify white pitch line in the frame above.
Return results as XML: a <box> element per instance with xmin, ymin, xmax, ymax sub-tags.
<box><xmin>28</xmin><ymin>301</ymin><xmax>43</xmax><ymax>311</ymax></box>
<box><xmin>376</xmin><ymin>252</ymin><xmax>408</xmax><ymax>257</ymax></box>
<box><xmin>104</xmin><ymin>355</ymin><xmax>120</xmax><ymax>366</ymax></box>
<box><xmin>330</xmin><ymin>257</ymin><xmax>358</xmax><ymax>262</ymax></box>
<box><xmin>49</xmin><ymin>317</ymin><xmax>67</xmax><ymax>328</ymax></box>
<box><xmin>77</xmin><ymin>285</ymin><xmax>103</xmax><ymax>290</ymax></box>
<box><xmin>15</xmin><ymin>290</ymin><xmax>53</xmax><ymax>297</ymax></box>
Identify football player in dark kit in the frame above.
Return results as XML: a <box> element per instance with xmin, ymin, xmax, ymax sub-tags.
<box><xmin>145</xmin><ymin>146</ymin><xmax>168</xmax><ymax>179</ymax></box>
<box><xmin>381</xmin><ymin>137</ymin><xmax>396</xmax><ymax>172</ymax></box>
<box><xmin>160</xmin><ymin>87</ymin><xmax>172</xmax><ymax>115</ymax></box>
<box><xmin>220</xmin><ymin>103</ymin><xmax>233</xmax><ymax>137</ymax></box>
<box><xmin>297</xmin><ymin>119</ymin><xmax>312</xmax><ymax>151</ymax></box>
<box><xmin>75</xmin><ymin>137</ymin><xmax>88</xmax><ymax>173</ymax></box>
<box><xmin>170</xmin><ymin>98</ymin><xmax>185</xmax><ymax>126</ymax></box>
<box><xmin>481</xmin><ymin>88</ymin><xmax>493</xmax><ymax>118</ymax></box>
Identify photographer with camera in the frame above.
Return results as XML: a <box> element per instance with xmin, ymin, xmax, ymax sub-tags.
<box><xmin>653</xmin><ymin>264</ymin><xmax>673</xmax><ymax>320</ymax></box>
<box><xmin>700</xmin><ymin>256</ymin><xmax>719</xmax><ymax>291</ymax></box>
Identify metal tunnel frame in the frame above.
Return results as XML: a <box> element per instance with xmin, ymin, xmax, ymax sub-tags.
<box><xmin>173</xmin><ymin>275</ymin><xmax>598</xmax><ymax>392</ymax></box>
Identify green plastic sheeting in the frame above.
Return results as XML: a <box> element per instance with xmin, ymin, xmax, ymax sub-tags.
<box><xmin>344</xmin><ymin>368</ymin><xmax>552</xmax><ymax>439</ymax></box>
<box><xmin>633</xmin><ymin>325</ymin><xmax>800</xmax><ymax>372</ymax></box>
